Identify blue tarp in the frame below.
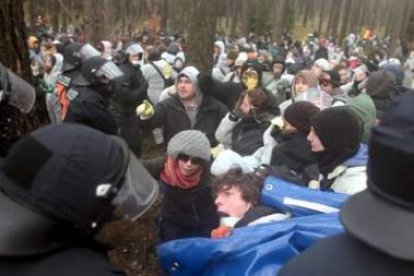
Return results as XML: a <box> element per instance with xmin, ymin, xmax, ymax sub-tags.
<box><xmin>261</xmin><ymin>176</ymin><xmax>349</xmax><ymax>217</ymax></box>
<box><xmin>157</xmin><ymin>176</ymin><xmax>349</xmax><ymax>275</ymax></box>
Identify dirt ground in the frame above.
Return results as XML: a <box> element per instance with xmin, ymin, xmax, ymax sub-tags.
<box><xmin>98</xmin><ymin>134</ymin><xmax>164</xmax><ymax>276</ymax></box>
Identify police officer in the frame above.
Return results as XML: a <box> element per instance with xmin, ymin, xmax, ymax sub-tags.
<box><xmin>0</xmin><ymin>62</ymin><xmax>36</xmax><ymax>157</ymax></box>
<box><xmin>0</xmin><ymin>123</ymin><xmax>159</xmax><ymax>275</ymax></box>
<box><xmin>64</xmin><ymin>56</ymin><xmax>123</xmax><ymax>134</ymax></box>
<box><xmin>113</xmin><ymin>43</ymin><xmax>149</xmax><ymax>157</ymax></box>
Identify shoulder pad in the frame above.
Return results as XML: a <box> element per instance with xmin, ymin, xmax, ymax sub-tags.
<box><xmin>66</xmin><ymin>88</ymin><xmax>79</xmax><ymax>101</ymax></box>
<box><xmin>57</xmin><ymin>75</ymin><xmax>71</xmax><ymax>87</ymax></box>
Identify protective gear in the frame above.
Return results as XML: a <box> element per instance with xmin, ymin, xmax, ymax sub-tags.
<box><xmin>136</xmin><ymin>99</ymin><xmax>154</xmax><ymax>119</ymax></box>
<box><xmin>0</xmin><ymin>62</ymin><xmax>35</xmax><ymax>113</ymax></box>
<box><xmin>0</xmin><ymin>124</ymin><xmax>159</xmax><ymax>241</ymax></box>
<box><xmin>61</xmin><ymin>43</ymin><xmax>84</xmax><ymax>72</ymax></box>
<box><xmin>72</xmin><ymin>56</ymin><xmax>124</xmax><ymax>87</ymax></box>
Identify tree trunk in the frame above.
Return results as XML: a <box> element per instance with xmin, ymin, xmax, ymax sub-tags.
<box><xmin>0</xmin><ymin>0</ymin><xmax>39</xmax><ymax>156</ymax></box>
<box><xmin>338</xmin><ymin>0</ymin><xmax>353</xmax><ymax>45</ymax></box>
<box><xmin>325</xmin><ymin>0</ymin><xmax>334</xmax><ymax>36</ymax></box>
<box><xmin>185</xmin><ymin>0</ymin><xmax>218</xmax><ymax>73</ymax></box>
<box><xmin>317</xmin><ymin>0</ymin><xmax>325</xmax><ymax>35</ymax></box>
<box><xmin>83</xmin><ymin>0</ymin><xmax>105</xmax><ymax>46</ymax></box>
<box><xmin>330</xmin><ymin>0</ymin><xmax>343</xmax><ymax>38</ymax></box>
<box><xmin>241</xmin><ymin>0</ymin><xmax>250</xmax><ymax>37</ymax></box>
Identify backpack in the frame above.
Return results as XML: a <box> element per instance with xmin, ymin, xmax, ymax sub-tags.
<box><xmin>149</xmin><ymin>61</ymin><xmax>175</xmax><ymax>88</ymax></box>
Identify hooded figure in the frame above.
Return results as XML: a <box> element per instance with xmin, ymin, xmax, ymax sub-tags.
<box><xmin>366</xmin><ymin>70</ymin><xmax>396</xmax><ymax>120</ymax></box>
<box><xmin>307</xmin><ymin>106</ymin><xmax>367</xmax><ymax>194</ymax></box>
<box><xmin>138</xmin><ymin>66</ymin><xmax>228</xmax><ymax>146</ymax></box>
<box><xmin>280</xmin><ymin>91</ymin><xmax>414</xmax><ymax>276</ymax></box>
<box><xmin>0</xmin><ymin>124</ymin><xmax>158</xmax><ymax>275</ymax></box>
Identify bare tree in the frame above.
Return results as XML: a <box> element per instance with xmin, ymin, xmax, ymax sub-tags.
<box><xmin>185</xmin><ymin>0</ymin><xmax>218</xmax><ymax>73</ymax></box>
<box><xmin>0</xmin><ymin>0</ymin><xmax>39</xmax><ymax>156</ymax></box>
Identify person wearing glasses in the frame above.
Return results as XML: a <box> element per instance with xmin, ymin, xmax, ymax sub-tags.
<box><xmin>144</xmin><ymin>130</ymin><xmax>219</xmax><ymax>242</ymax></box>
<box><xmin>318</xmin><ymin>70</ymin><xmax>344</xmax><ymax>97</ymax></box>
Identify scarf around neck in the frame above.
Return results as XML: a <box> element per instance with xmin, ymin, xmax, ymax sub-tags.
<box><xmin>160</xmin><ymin>156</ymin><xmax>203</xmax><ymax>189</ymax></box>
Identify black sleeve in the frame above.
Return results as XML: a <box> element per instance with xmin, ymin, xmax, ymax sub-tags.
<box><xmin>198</xmin><ymin>73</ymin><xmax>243</xmax><ymax>109</ymax></box>
<box><xmin>142</xmin><ymin>156</ymin><xmax>166</xmax><ymax>179</ymax></box>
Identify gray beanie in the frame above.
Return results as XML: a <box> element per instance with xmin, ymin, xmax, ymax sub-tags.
<box><xmin>167</xmin><ymin>130</ymin><xmax>211</xmax><ymax>162</ymax></box>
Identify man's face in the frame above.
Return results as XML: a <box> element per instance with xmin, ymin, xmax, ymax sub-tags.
<box><xmin>177</xmin><ymin>76</ymin><xmax>196</xmax><ymax>100</ymax></box>
<box><xmin>128</xmin><ymin>53</ymin><xmax>140</xmax><ymax>65</ymax></box>
<box><xmin>311</xmin><ymin>65</ymin><xmax>323</xmax><ymax>78</ymax></box>
<box><xmin>307</xmin><ymin>127</ymin><xmax>325</xmax><ymax>152</ymax></box>
<box><xmin>215</xmin><ymin>185</ymin><xmax>251</xmax><ymax>218</ymax></box>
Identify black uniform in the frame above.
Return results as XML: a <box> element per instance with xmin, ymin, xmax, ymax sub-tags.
<box><xmin>112</xmin><ymin>62</ymin><xmax>149</xmax><ymax>156</ymax></box>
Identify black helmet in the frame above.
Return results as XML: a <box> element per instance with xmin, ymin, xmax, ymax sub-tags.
<box><xmin>0</xmin><ymin>124</ymin><xmax>158</xmax><ymax>254</ymax></box>
<box><xmin>61</xmin><ymin>43</ymin><xmax>84</xmax><ymax>72</ymax></box>
<box><xmin>0</xmin><ymin>62</ymin><xmax>35</xmax><ymax>113</ymax></box>
<box><xmin>72</xmin><ymin>56</ymin><xmax>124</xmax><ymax>86</ymax></box>
<box><xmin>61</xmin><ymin>43</ymin><xmax>101</xmax><ymax>73</ymax></box>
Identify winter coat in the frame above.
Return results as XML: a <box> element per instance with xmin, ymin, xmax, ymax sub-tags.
<box><xmin>279</xmin><ymin>233</ymin><xmax>414</xmax><ymax>276</ymax></box>
<box><xmin>270</xmin><ymin>132</ymin><xmax>319</xmax><ymax>185</ymax></box>
<box><xmin>141</xmin><ymin>59</ymin><xmax>171</xmax><ymax>105</ymax></box>
<box><xmin>159</xmin><ymin>176</ymin><xmax>219</xmax><ymax>242</ymax></box>
<box><xmin>145</xmin><ymin>94</ymin><xmax>228</xmax><ymax>146</ymax></box>
<box><xmin>64</xmin><ymin>86</ymin><xmax>118</xmax><ymax>135</ymax></box>
<box><xmin>0</xmin><ymin>246</ymin><xmax>125</xmax><ymax>276</ymax></box>
<box><xmin>318</xmin><ymin>144</ymin><xmax>368</xmax><ymax>195</ymax></box>
<box><xmin>215</xmin><ymin>113</ymin><xmax>271</xmax><ymax>156</ymax></box>
<box><xmin>234</xmin><ymin>205</ymin><xmax>289</xmax><ymax>228</ymax></box>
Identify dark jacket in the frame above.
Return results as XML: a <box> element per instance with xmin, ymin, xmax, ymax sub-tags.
<box><xmin>115</xmin><ymin>63</ymin><xmax>149</xmax><ymax>115</ymax></box>
<box><xmin>232</xmin><ymin>117</ymin><xmax>271</xmax><ymax>156</ymax></box>
<box><xmin>279</xmin><ymin>233</ymin><xmax>414</xmax><ymax>276</ymax></box>
<box><xmin>64</xmin><ymin>86</ymin><xmax>118</xmax><ymax>135</ymax></box>
<box><xmin>0</xmin><ymin>246</ymin><xmax>125</xmax><ymax>276</ymax></box>
<box><xmin>197</xmin><ymin>74</ymin><xmax>280</xmax><ymax>116</ymax></box>
<box><xmin>159</xmin><ymin>177</ymin><xmax>219</xmax><ymax>242</ymax></box>
<box><xmin>270</xmin><ymin>132</ymin><xmax>319</xmax><ymax>185</ymax></box>
<box><xmin>146</xmin><ymin>94</ymin><xmax>228</xmax><ymax>146</ymax></box>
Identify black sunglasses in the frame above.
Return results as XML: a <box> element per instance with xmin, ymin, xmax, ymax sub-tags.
<box><xmin>177</xmin><ymin>153</ymin><xmax>203</xmax><ymax>165</ymax></box>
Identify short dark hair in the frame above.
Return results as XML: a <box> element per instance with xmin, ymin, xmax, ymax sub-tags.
<box><xmin>212</xmin><ymin>167</ymin><xmax>263</xmax><ymax>206</ymax></box>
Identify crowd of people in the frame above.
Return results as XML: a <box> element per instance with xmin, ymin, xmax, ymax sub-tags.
<box><xmin>1</xmin><ymin>21</ymin><xmax>414</xmax><ymax>274</ymax></box>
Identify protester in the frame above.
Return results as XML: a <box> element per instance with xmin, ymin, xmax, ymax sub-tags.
<box><xmin>211</xmin><ymin>167</ymin><xmax>289</xmax><ymax>238</ymax></box>
<box><xmin>144</xmin><ymin>130</ymin><xmax>219</xmax><ymax>242</ymax></box>
<box><xmin>307</xmin><ymin>106</ymin><xmax>367</xmax><ymax>194</ymax></box>
<box><xmin>279</xmin><ymin>91</ymin><xmax>414</xmax><ymax>276</ymax></box>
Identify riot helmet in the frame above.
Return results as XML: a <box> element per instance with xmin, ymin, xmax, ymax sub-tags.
<box><xmin>0</xmin><ymin>124</ymin><xmax>159</xmax><ymax>254</ymax></box>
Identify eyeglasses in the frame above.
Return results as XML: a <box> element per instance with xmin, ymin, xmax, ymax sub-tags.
<box><xmin>177</xmin><ymin>154</ymin><xmax>203</xmax><ymax>165</ymax></box>
<box><xmin>319</xmin><ymin>79</ymin><xmax>332</xmax><ymax>86</ymax></box>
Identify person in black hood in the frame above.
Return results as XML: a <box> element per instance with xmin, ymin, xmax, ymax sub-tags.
<box><xmin>366</xmin><ymin>70</ymin><xmax>396</xmax><ymax>120</ymax></box>
<box><xmin>383</xmin><ymin>64</ymin><xmax>410</xmax><ymax>96</ymax></box>
<box><xmin>64</xmin><ymin>56</ymin><xmax>123</xmax><ymax>134</ymax></box>
<box><xmin>279</xmin><ymin>91</ymin><xmax>414</xmax><ymax>276</ymax></box>
<box><xmin>0</xmin><ymin>123</ymin><xmax>158</xmax><ymax>275</ymax></box>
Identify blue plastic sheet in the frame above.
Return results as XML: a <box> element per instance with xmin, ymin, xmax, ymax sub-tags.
<box><xmin>261</xmin><ymin>176</ymin><xmax>349</xmax><ymax>217</ymax></box>
<box><xmin>157</xmin><ymin>213</ymin><xmax>344</xmax><ymax>275</ymax></box>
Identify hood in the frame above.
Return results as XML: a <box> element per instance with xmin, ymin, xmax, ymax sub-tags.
<box><xmin>343</xmin><ymin>143</ymin><xmax>368</xmax><ymax>167</ymax></box>
<box><xmin>214</xmin><ymin>41</ymin><xmax>225</xmax><ymax>55</ymax></box>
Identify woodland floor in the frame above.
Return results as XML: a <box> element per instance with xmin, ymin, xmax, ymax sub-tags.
<box><xmin>98</xmin><ymin>132</ymin><xmax>164</xmax><ymax>276</ymax></box>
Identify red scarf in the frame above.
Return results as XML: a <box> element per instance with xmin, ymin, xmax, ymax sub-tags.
<box><xmin>160</xmin><ymin>156</ymin><xmax>203</xmax><ymax>189</ymax></box>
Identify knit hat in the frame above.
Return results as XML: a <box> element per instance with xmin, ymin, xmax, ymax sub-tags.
<box><xmin>314</xmin><ymin>58</ymin><xmax>330</xmax><ymax>71</ymax></box>
<box><xmin>284</xmin><ymin>101</ymin><xmax>320</xmax><ymax>134</ymax></box>
<box><xmin>366</xmin><ymin>70</ymin><xmax>396</xmax><ymax>99</ymax></box>
<box><xmin>167</xmin><ymin>130</ymin><xmax>211</xmax><ymax>162</ymax></box>
<box><xmin>383</xmin><ymin>64</ymin><xmax>405</xmax><ymax>85</ymax></box>
<box><xmin>311</xmin><ymin>106</ymin><xmax>363</xmax><ymax>150</ymax></box>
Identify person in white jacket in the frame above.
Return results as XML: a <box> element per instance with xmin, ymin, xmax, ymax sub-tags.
<box><xmin>307</xmin><ymin>106</ymin><xmax>367</xmax><ymax>194</ymax></box>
